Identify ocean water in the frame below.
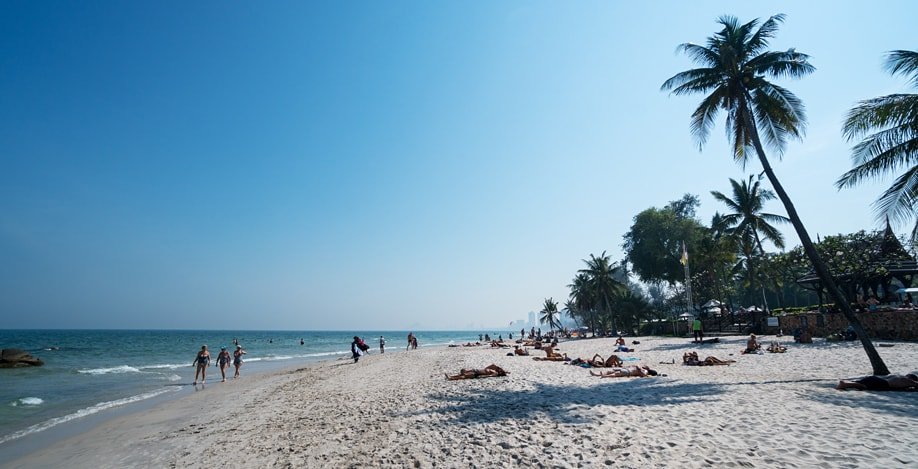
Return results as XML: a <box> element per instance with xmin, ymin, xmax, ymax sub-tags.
<box><xmin>0</xmin><ymin>329</ymin><xmax>500</xmax><ymax>447</ymax></box>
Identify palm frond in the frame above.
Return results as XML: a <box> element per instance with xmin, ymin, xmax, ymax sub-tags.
<box><xmin>872</xmin><ymin>164</ymin><xmax>918</xmax><ymax>225</ymax></box>
<box><xmin>745</xmin><ymin>14</ymin><xmax>785</xmax><ymax>56</ymax></box>
<box><xmin>746</xmin><ymin>51</ymin><xmax>816</xmax><ymax>79</ymax></box>
<box><xmin>843</xmin><ymin>94</ymin><xmax>918</xmax><ymax>140</ymax></box>
<box><xmin>689</xmin><ymin>87</ymin><xmax>727</xmax><ymax>150</ymax></box>
<box><xmin>885</xmin><ymin>50</ymin><xmax>918</xmax><ymax>87</ymax></box>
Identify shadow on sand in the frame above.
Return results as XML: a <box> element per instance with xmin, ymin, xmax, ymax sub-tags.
<box><xmin>412</xmin><ymin>379</ymin><xmax>725</xmax><ymax>425</ymax></box>
<box><xmin>809</xmin><ymin>382</ymin><xmax>918</xmax><ymax>416</ymax></box>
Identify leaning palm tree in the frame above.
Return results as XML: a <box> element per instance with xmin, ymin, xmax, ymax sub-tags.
<box><xmin>662</xmin><ymin>14</ymin><xmax>889</xmax><ymax>374</ymax></box>
<box><xmin>837</xmin><ymin>50</ymin><xmax>918</xmax><ymax>242</ymax></box>
<box><xmin>539</xmin><ymin>297</ymin><xmax>560</xmax><ymax>333</ymax></box>
<box><xmin>711</xmin><ymin>175</ymin><xmax>790</xmax><ymax>254</ymax></box>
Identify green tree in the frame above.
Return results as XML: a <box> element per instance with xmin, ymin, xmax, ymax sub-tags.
<box><xmin>661</xmin><ymin>14</ymin><xmax>889</xmax><ymax>374</ymax></box>
<box><xmin>539</xmin><ymin>297</ymin><xmax>560</xmax><ymax>332</ymax></box>
<box><xmin>576</xmin><ymin>252</ymin><xmax>628</xmax><ymax>335</ymax></box>
<box><xmin>567</xmin><ymin>273</ymin><xmax>597</xmax><ymax>335</ymax></box>
<box><xmin>623</xmin><ymin>195</ymin><xmax>706</xmax><ymax>286</ymax></box>
<box><xmin>838</xmin><ymin>50</ymin><xmax>918</xmax><ymax>242</ymax></box>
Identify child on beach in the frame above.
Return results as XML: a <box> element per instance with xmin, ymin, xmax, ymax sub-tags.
<box><xmin>193</xmin><ymin>345</ymin><xmax>210</xmax><ymax>385</ymax></box>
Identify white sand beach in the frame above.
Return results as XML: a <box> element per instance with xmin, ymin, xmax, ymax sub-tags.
<box><xmin>6</xmin><ymin>336</ymin><xmax>918</xmax><ymax>468</ymax></box>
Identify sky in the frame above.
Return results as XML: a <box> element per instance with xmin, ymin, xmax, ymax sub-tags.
<box><xmin>1</xmin><ymin>1</ymin><xmax>915</xmax><ymax>330</ymax></box>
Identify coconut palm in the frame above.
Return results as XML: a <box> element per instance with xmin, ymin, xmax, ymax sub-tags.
<box><xmin>568</xmin><ymin>272</ymin><xmax>597</xmax><ymax>335</ymax></box>
<box><xmin>837</xmin><ymin>50</ymin><xmax>918</xmax><ymax>242</ymax></box>
<box><xmin>578</xmin><ymin>252</ymin><xmax>628</xmax><ymax>335</ymax></box>
<box><xmin>662</xmin><ymin>14</ymin><xmax>889</xmax><ymax>374</ymax></box>
<box><xmin>711</xmin><ymin>175</ymin><xmax>790</xmax><ymax>254</ymax></box>
<box><xmin>539</xmin><ymin>297</ymin><xmax>560</xmax><ymax>332</ymax></box>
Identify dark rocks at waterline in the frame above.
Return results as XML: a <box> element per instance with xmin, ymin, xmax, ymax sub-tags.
<box><xmin>0</xmin><ymin>348</ymin><xmax>45</xmax><ymax>368</ymax></box>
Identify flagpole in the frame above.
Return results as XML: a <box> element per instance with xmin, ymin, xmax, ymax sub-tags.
<box><xmin>682</xmin><ymin>242</ymin><xmax>693</xmax><ymax>315</ymax></box>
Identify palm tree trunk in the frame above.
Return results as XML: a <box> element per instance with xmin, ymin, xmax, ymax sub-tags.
<box><xmin>747</xmin><ymin>125</ymin><xmax>889</xmax><ymax>375</ymax></box>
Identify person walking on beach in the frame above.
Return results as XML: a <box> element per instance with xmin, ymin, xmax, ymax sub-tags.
<box><xmin>351</xmin><ymin>336</ymin><xmax>362</xmax><ymax>363</ymax></box>
<box><xmin>192</xmin><ymin>345</ymin><xmax>211</xmax><ymax>385</ymax></box>
<box><xmin>216</xmin><ymin>346</ymin><xmax>232</xmax><ymax>382</ymax></box>
<box><xmin>411</xmin><ymin>335</ymin><xmax>418</xmax><ymax>350</ymax></box>
<box><xmin>692</xmin><ymin>318</ymin><xmax>703</xmax><ymax>343</ymax></box>
<box><xmin>233</xmin><ymin>344</ymin><xmax>246</xmax><ymax>378</ymax></box>
<box><xmin>407</xmin><ymin>332</ymin><xmax>414</xmax><ymax>351</ymax></box>
<box><xmin>379</xmin><ymin>336</ymin><xmax>386</xmax><ymax>353</ymax></box>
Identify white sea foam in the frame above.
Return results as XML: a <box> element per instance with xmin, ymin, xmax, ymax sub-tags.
<box><xmin>0</xmin><ymin>388</ymin><xmax>177</xmax><ymax>445</ymax></box>
<box><xmin>78</xmin><ymin>365</ymin><xmax>142</xmax><ymax>375</ymax></box>
<box><xmin>10</xmin><ymin>397</ymin><xmax>44</xmax><ymax>407</ymax></box>
<box><xmin>165</xmin><ymin>374</ymin><xmax>182</xmax><ymax>382</ymax></box>
<box><xmin>139</xmin><ymin>363</ymin><xmax>186</xmax><ymax>371</ymax></box>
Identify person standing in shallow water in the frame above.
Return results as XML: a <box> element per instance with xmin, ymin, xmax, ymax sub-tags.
<box><xmin>407</xmin><ymin>332</ymin><xmax>414</xmax><ymax>351</ymax></box>
<box><xmin>216</xmin><ymin>346</ymin><xmax>232</xmax><ymax>382</ymax></box>
<box><xmin>233</xmin><ymin>345</ymin><xmax>246</xmax><ymax>378</ymax></box>
<box><xmin>192</xmin><ymin>345</ymin><xmax>210</xmax><ymax>385</ymax></box>
<box><xmin>379</xmin><ymin>336</ymin><xmax>386</xmax><ymax>353</ymax></box>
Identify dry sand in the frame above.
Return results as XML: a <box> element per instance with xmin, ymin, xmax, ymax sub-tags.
<box><xmin>6</xmin><ymin>335</ymin><xmax>918</xmax><ymax>468</ymax></box>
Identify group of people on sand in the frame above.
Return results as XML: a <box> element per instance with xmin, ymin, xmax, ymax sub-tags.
<box><xmin>193</xmin><ymin>344</ymin><xmax>246</xmax><ymax>385</ymax></box>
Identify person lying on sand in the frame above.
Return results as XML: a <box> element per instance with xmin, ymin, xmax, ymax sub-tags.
<box><xmin>445</xmin><ymin>364</ymin><xmax>509</xmax><ymax>380</ymax></box>
<box><xmin>836</xmin><ymin>374</ymin><xmax>918</xmax><ymax>391</ymax></box>
<box><xmin>513</xmin><ymin>346</ymin><xmax>529</xmax><ymax>356</ymax></box>
<box><xmin>590</xmin><ymin>365</ymin><xmax>658</xmax><ymax>378</ymax></box>
<box><xmin>532</xmin><ymin>353</ymin><xmax>568</xmax><ymax>362</ymax></box>
<box><xmin>490</xmin><ymin>341</ymin><xmax>510</xmax><ymax>348</ymax></box>
<box><xmin>766</xmin><ymin>342</ymin><xmax>787</xmax><ymax>353</ymax></box>
<box><xmin>683</xmin><ymin>351</ymin><xmax>735</xmax><ymax>366</ymax></box>
<box><xmin>590</xmin><ymin>354</ymin><xmax>622</xmax><ymax>367</ymax></box>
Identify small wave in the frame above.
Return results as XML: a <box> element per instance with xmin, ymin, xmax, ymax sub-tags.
<box><xmin>78</xmin><ymin>365</ymin><xmax>141</xmax><ymax>375</ymax></box>
<box><xmin>10</xmin><ymin>397</ymin><xmax>44</xmax><ymax>407</ymax></box>
<box><xmin>0</xmin><ymin>388</ymin><xmax>177</xmax><ymax>445</ymax></box>
<box><xmin>139</xmin><ymin>363</ymin><xmax>186</xmax><ymax>371</ymax></box>
<box><xmin>164</xmin><ymin>374</ymin><xmax>182</xmax><ymax>382</ymax></box>
<box><xmin>301</xmin><ymin>351</ymin><xmax>346</xmax><ymax>358</ymax></box>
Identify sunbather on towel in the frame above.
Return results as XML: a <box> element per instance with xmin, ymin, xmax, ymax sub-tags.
<box><xmin>445</xmin><ymin>364</ymin><xmax>509</xmax><ymax>380</ymax></box>
<box><xmin>590</xmin><ymin>365</ymin><xmax>658</xmax><ymax>378</ymax></box>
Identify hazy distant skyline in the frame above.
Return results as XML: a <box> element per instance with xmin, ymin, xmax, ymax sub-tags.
<box><xmin>2</xmin><ymin>2</ymin><xmax>915</xmax><ymax>330</ymax></box>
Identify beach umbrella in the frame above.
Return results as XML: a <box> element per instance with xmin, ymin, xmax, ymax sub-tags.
<box><xmin>701</xmin><ymin>299</ymin><xmax>722</xmax><ymax>309</ymax></box>
<box><xmin>895</xmin><ymin>288</ymin><xmax>918</xmax><ymax>294</ymax></box>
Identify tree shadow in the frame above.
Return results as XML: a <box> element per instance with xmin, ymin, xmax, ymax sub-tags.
<box><xmin>648</xmin><ymin>338</ymin><xmax>741</xmax><ymax>351</ymax></box>
<box><xmin>808</xmin><ymin>382</ymin><xmax>918</xmax><ymax>416</ymax></box>
<box><xmin>409</xmin><ymin>379</ymin><xmax>724</xmax><ymax>425</ymax></box>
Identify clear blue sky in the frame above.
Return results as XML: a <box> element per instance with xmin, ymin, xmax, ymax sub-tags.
<box><xmin>1</xmin><ymin>2</ymin><xmax>915</xmax><ymax>330</ymax></box>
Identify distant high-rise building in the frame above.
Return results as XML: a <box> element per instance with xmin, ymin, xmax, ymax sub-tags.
<box><xmin>528</xmin><ymin>311</ymin><xmax>536</xmax><ymax>328</ymax></box>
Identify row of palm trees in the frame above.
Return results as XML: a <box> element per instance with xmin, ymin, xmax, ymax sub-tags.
<box><xmin>662</xmin><ymin>14</ymin><xmax>917</xmax><ymax>375</ymax></box>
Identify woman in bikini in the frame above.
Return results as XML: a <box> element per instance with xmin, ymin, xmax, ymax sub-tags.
<box><xmin>590</xmin><ymin>365</ymin><xmax>658</xmax><ymax>378</ymax></box>
<box><xmin>216</xmin><ymin>346</ymin><xmax>232</xmax><ymax>382</ymax></box>
<box><xmin>192</xmin><ymin>345</ymin><xmax>210</xmax><ymax>385</ymax></box>
<box><xmin>445</xmin><ymin>364</ymin><xmax>509</xmax><ymax>380</ymax></box>
<box><xmin>233</xmin><ymin>345</ymin><xmax>246</xmax><ymax>378</ymax></box>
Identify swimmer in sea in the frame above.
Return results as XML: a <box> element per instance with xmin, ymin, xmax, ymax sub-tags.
<box><xmin>193</xmin><ymin>345</ymin><xmax>211</xmax><ymax>385</ymax></box>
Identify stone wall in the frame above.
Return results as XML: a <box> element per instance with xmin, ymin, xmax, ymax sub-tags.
<box><xmin>777</xmin><ymin>309</ymin><xmax>918</xmax><ymax>340</ymax></box>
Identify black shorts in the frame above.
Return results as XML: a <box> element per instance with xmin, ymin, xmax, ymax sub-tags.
<box><xmin>856</xmin><ymin>376</ymin><xmax>890</xmax><ymax>390</ymax></box>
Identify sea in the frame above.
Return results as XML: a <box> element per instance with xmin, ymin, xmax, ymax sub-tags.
<box><xmin>0</xmin><ymin>329</ymin><xmax>505</xmax><ymax>451</ymax></box>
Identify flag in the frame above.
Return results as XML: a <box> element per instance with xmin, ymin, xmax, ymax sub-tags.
<box><xmin>680</xmin><ymin>241</ymin><xmax>688</xmax><ymax>266</ymax></box>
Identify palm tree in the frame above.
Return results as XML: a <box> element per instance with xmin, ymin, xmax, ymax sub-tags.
<box><xmin>711</xmin><ymin>175</ymin><xmax>790</xmax><ymax>254</ymax></box>
<box><xmin>562</xmin><ymin>300</ymin><xmax>581</xmax><ymax>328</ymax></box>
<box><xmin>837</xmin><ymin>50</ymin><xmax>918</xmax><ymax>242</ymax></box>
<box><xmin>662</xmin><ymin>14</ymin><xmax>889</xmax><ymax>374</ymax></box>
<box><xmin>568</xmin><ymin>272</ymin><xmax>597</xmax><ymax>335</ymax></box>
<box><xmin>539</xmin><ymin>297</ymin><xmax>560</xmax><ymax>332</ymax></box>
<box><xmin>578</xmin><ymin>252</ymin><xmax>628</xmax><ymax>335</ymax></box>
